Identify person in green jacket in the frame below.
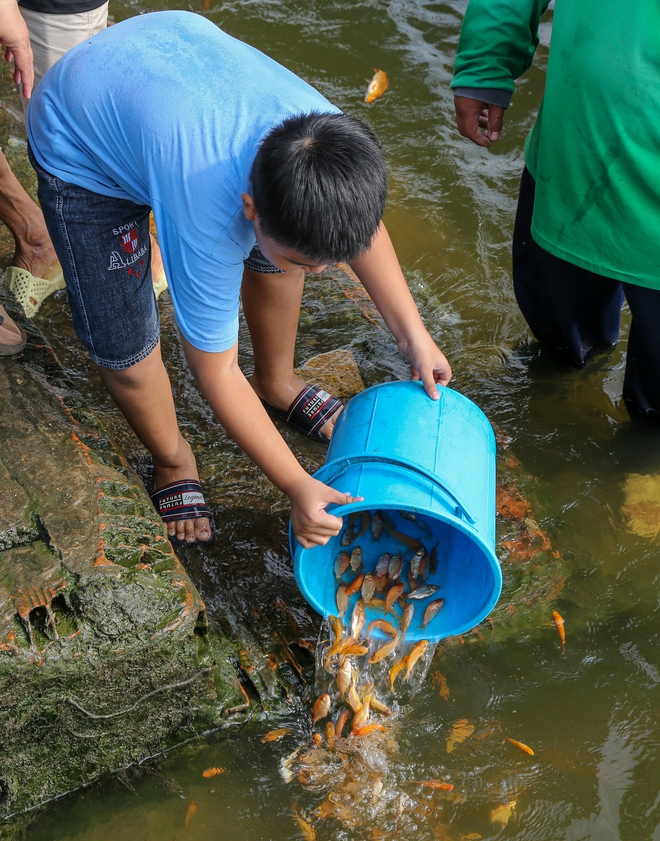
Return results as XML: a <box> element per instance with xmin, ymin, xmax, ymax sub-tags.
<box><xmin>451</xmin><ymin>0</ymin><xmax>660</xmax><ymax>420</ymax></box>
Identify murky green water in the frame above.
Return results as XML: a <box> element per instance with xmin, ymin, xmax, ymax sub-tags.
<box><xmin>2</xmin><ymin>1</ymin><xmax>660</xmax><ymax>838</ymax></box>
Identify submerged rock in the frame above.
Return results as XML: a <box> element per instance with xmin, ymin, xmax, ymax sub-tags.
<box><xmin>0</xmin><ymin>287</ymin><xmax>244</xmax><ymax>817</ymax></box>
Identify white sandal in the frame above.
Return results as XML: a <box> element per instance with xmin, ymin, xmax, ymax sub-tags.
<box><xmin>6</xmin><ymin>263</ymin><xmax>65</xmax><ymax>318</ymax></box>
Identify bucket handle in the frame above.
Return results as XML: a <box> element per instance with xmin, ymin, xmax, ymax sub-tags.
<box><xmin>321</xmin><ymin>453</ymin><xmax>477</xmax><ymax>525</ymax></box>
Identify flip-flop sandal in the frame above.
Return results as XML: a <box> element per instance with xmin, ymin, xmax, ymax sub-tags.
<box><xmin>6</xmin><ymin>263</ymin><xmax>65</xmax><ymax>319</ymax></box>
<box><xmin>262</xmin><ymin>383</ymin><xmax>344</xmax><ymax>444</ymax></box>
<box><xmin>150</xmin><ymin>479</ymin><xmax>215</xmax><ymax>547</ymax></box>
<box><xmin>0</xmin><ymin>307</ymin><xmax>26</xmax><ymax>355</ymax></box>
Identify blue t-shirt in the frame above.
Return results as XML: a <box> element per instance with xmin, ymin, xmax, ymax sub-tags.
<box><xmin>27</xmin><ymin>11</ymin><xmax>339</xmax><ymax>352</ymax></box>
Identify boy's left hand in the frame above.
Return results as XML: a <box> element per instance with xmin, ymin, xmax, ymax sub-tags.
<box><xmin>397</xmin><ymin>332</ymin><xmax>452</xmax><ymax>400</ymax></box>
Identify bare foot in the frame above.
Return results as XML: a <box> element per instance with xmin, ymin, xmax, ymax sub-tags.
<box><xmin>250</xmin><ymin>372</ymin><xmax>343</xmax><ymax>441</ymax></box>
<box><xmin>0</xmin><ymin>305</ymin><xmax>24</xmax><ymax>351</ymax></box>
<box><xmin>152</xmin><ymin>437</ymin><xmax>213</xmax><ymax>544</ymax></box>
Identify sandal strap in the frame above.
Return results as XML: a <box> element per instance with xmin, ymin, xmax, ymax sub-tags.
<box><xmin>150</xmin><ymin>479</ymin><xmax>211</xmax><ymax>523</ymax></box>
<box><xmin>286</xmin><ymin>384</ymin><xmax>344</xmax><ymax>438</ymax></box>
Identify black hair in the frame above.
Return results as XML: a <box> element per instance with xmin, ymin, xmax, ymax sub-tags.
<box><xmin>250</xmin><ymin>112</ymin><xmax>388</xmax><ymax>264</ymax></box>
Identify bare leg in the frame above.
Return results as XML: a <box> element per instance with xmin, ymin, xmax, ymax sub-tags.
<box><xmin>0</xmin><ymin>151</ymin><xmax>57</xmax><ymax>278</ymax></box>
<box><xmin>150</xmin><ymin>234</ymin><xmax>163</xmax><ymax>280</ymax></box>
<box><xmin>241</xmin><ymin>267</ymin><xmax>342</xmax><ymax>440</ymax></box>
<box><xmin>98</xmin><ymin>343</ymin><xmax>212</xmax><ymax>544</ymax></box>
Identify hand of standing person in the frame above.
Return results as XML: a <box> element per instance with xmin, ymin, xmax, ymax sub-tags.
<box><xmin>0</xmin><ymin>0</ymin><xmax>34</xmax><ymax>98</ymax></box>
<box><xmin>454</xmin><ymin>95</ymin><xmax>505</xmax><ymax>147</ymax></box>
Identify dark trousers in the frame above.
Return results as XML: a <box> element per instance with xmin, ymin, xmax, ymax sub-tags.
<box><xmin>512</xmin><ymin>167</ymin><xmax>660</xmax><ymax>420</ymax></box>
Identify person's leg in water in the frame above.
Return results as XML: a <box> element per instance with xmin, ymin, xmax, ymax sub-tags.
<box><xmin>242</xmin><ymin>259</ymin><xmax>343</xmax><ymax>441</ymax></box>
<box><xmin>31</xmin><ymin>150</ymin><xmax>211</xmax><ymax>542</ymax></box>
<box><xmin>512</xmin><ymin>166</ymin><xmax>624</xmax><ymax>365</ymax></box>
<box><xmin>621</xmin><ymin>283</ymin><xmax>660</xmax><ymax>420</ymax></box>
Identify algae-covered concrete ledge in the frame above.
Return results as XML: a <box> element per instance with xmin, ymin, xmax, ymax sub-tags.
<box><xmin>0</xmin><ymin>285</ymin><xmax>244</xmax><ymax>817</ymax></box>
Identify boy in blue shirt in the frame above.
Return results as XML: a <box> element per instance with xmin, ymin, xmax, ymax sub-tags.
<box><xmin>27</xmin><ymin>10</ymin><xmax>451</xmax><ymax>547</ymax></box>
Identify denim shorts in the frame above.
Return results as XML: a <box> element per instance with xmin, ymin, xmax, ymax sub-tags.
<box><xmin>30</xmin><ymin>147</ymin><xmax>282</xmax><ymax>369</ymax></box>
<box><xmin>30</xmin><ymin>146</ymin><xmax>160</xmax><ymax>370</ymax></box>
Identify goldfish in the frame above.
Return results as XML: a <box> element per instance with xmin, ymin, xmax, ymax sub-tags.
<box><xmin>342</xmin><ymin>642</ymin><xmax>369</xmax><ymax>656</ymax></box>
<box><xmin>365</xmin><ymin>69</ymin><xmax>389</xmax><ymax>104</ymax></box>
<box><xmin>334</xmin><ymin>550</ymin><xmax>350</xmax><ymax>577</ymax></box>
<box><xmin>410</xmin><ymin>548</ymin><xmax>425</xmax><ymax>578</ymax></box>
<box><xmin>389</xmin><ymin>655</ymin><xmax>408</xmax><ymax>689</ymax></box>
<box><xmin>346</xmin><ymin>572</ymin><xmax>364</xmax><ymax>596</ymax></box>
<box><xmin>407</xmin><ymin>566</ymin><xmax>419</xmax><ymax>592</ymax></box>
<box><xmin>352</xmin><ymin>696</ymin><xmax>371</xmax><ymax>729</ymax></box>
<box><xmin>388</xmin><ymin>554</ymin><xmax>403</xmax><ymax>579</ymax></box>
<box><xmin>400</xmin><ymin>603</ymin><xmax>414</xmax><ymax>636</ymax></box>
<box><xmin>408</xmin><ymin>584</ymin><xmax>440</xmax><ymax>600</ymax></box>
<box><xmin>362</xmin><ymin>573</ymin><xmax>376</xmax><ymax>603</ymax></box>
<box><xmin>292</xmin><ymin>807</ymin><xmax>316</xmax><ymax>840</ymax></box>
<box><xmin>337</xmin><ymin>658</ymin><xmax>352</xmax><ymax>695</ymax></box>
<box><xmin>385</xmin><ymin>583</ymin><xmax>406</xmax><ymax>613</ymax></box>
<box><xmin>367</xmin><ymin>618</ymin><xmax>398</xmax><ymax>639</ymax></box>
<box><xmin>405</xmin><ymin>640</ymin><xmax>428</xmax><ymax>680</ymax></box>
<box><xmin>552</xmin><ymin>610</ymin><xmax>566</xmax><ymax>646</ymax></box>
<box><xmin>375</xmin><ymin>552</ymin><xmax>391</xmax><ymax>576</ymax></box>
<box><xmin>369</xmin><ymin>695</ymin><xmax>392</xmax><ymax>716</ymax></box>
<box><xmin>349</xmin><ymin>546</ymin><xmax>363</xmax><ymax>571</ymax></box>
<box><xmin>369</xmin><ymin>597</ymin><xmax>387</xmax><ymax>608</ymax></box>
<box><xmin>328</xmin><ymin>614</ymin><xmax>343</xmax><ymax>644</ymax></box>
<box><xmin>352</xmin><ymin>723</ymin><xmax>388</xmax><ymax>737</ymax></box>
<box><xmin>336</xmin><ymin>582</ymin><xmax>349</xmax><ymax>617</ymax></box>
<box><xmin>419</xmin><ymin>553</ymin><xmax>430</xmax><ymax>581</ymax></box>
<box><xmin>184</xmin><ymin>802</ymin><xmax>197</xmax><ymax>828</ymax></box>
<box><xmin>369</xmin><ymin>632</ymin><xmax>400</xmax><ymax>664</ymax></box>
<box><xmin>350</xmin><ymin>599</ymin><xmax>366</xmax><ymax>639</ymax></box>
<box><xmin>446</xmin><ymin>719</ymin><xmax>475</xmax><ymax>752</ymax></box>
<box><xmin>325</xmin><ymin>721</ymin><xmax>336</xmax><ymax>750</ymax></box>
<box><xmin>335</xmin><ymin>708</ymin><xmax>350</xmax><ymax>738</ymax></box>
<box><xmin>312</xmin><ymin>694</ymin><xmax>331</xmax><ymax>725</ymax></box>
<box><xmin>202</xmin><ymin>766</ymin><xmax>225</xmax><ymax>777</ymax></box>
<box><xmin>507</xmin><ymin>737</ymin><xmax>535</xmax><ymax>756</ymax></box>
<box><xmin>409</xmin><ymin>780</ymin><xmax>454</xmax><ymax>791</ymax></box>
<box><xmin>381</xmin><ymin>514</ymin><xmax>422</xmax><ymax>549</ymax></box>
<box><xmin>490</xmin><ymin>800</ymin><xmax>516</xmax><ymax>827</ymax></box>
<box><xmin>357</xmin><ymin>511</ymin><xmax>370</xmax><ymax>537</ymax></box>
<box><xmin>312</xmin><ymin>732</ymin><xmax>322</xmax><ymax>746</ymax></box>
<box><xmin>347</xmin><ymin>680</ymin><xmax>362</xmax><ymax>713</ymax></box>
<box><xmin>261</xmin><ymin>729</ymin><xmax>292</xmax><ymax>743</ymax></box>
<box><xmin>421</xmin><ymin>598</ymin><xmax>445</xmax><ymax>627</ymax></box>
<box><xmin>371</xmin><ymin>512</ymin><xmax>384</xmax><ymax>541</ymax></box>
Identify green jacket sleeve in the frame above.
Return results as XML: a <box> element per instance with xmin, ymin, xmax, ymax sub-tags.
<box><xmin>451</xmin><ymin>0</ymin><xmax>550</xmax><ymax>94</ymax></box>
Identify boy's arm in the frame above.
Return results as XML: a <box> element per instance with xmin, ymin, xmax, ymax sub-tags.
<box><xmin>451</xmin><ymin>0</ymin><xmax>550</xmax><ymax>146</ymax></box>
<box><xmin>180</xmin><ymin>336</ymin><xmax>359</xmax><ymax>548</ymax></box>
<box><xmin>349</xmin><ymin>222</ymin><xmax>451</xmax><ymax>399</ymax></box>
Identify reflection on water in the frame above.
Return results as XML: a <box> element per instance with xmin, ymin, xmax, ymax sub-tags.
<box><xmin>1</xmin><ymin>0</ymin><xmax>659</xmax><ymax>839</ymax></box>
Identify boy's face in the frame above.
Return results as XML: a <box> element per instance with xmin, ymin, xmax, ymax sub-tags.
<box><xmin>242</xmin><ymin>193</ymin><xmax>328</xmax><ymax>274</ymax></box>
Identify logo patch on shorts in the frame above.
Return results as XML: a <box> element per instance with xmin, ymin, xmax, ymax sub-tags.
<box><xmin>121</xmin><ymin>230</ymin><xmax>139</xmax><ymax>254</ymax></box>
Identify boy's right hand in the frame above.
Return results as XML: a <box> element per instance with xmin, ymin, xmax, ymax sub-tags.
<box><xmin>287</xmin><ymin>474</ymin><xmax>363</xmax><ymax>549</ymax></box>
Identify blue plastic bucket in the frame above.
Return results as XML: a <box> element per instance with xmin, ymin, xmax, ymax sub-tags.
<box><xmin>290</xmin><ymin>381</ymin><xmax>501</xmax><ymax>642</ymax></box>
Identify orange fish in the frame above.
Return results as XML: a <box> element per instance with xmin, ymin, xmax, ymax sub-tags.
<box><xmin>385</xmin><ymin>583</ymin><xmax>405</xmax><ymax>614</ymax></box>
<box><xmin>409</xmin><ymin>780</ymin><xmax>454</xmax><ymax>791</ymax></box>
<box><xmin>346</xmin><ymin>572</ymin><xmax>364</xmax><ymax>596</ymax></box>
<box><xmin>367</xmin><ymin>619</ymin><xmax>398</xmax><ymax>639</ymax></box>
<box><xmin>352</xmin><ymin>695</ymin><xmax>371</xmax><ymax>729</ymax></box>
<box><xmin>312</xmin><ymin>732</ymin><xmax>323</xmax><ymax>746</ymax></box>
<box><xmin>365</xmin><ymin>69</ymin><xmax>389</xmax><ymax>104</ymax></box>
<box><xmin>202</xmin><ymin>766</ymin><xmax>225</xmax><ymax>777</ymax></box>
<box><xmin>369</xmin><ymin>631</ymin><xmax>400</xmax><ymax>664</ymax></box>
<box><xmin>184</xmin><ymin>802</ymin><xmax>197</xmax><ymax>828</ymax></box>
<box><xmin>312</xmin><ymin>693</ymin><xmax>331</xmax><ymax>725</ymax></box>
<box><xmin>352</xmin><ymin>723</ymin><xmax>388</xmax><ymax>737</ymax></box>
<box><xmin>342</xmin><ymin>642</ymin><xmax>369</xmax><ymax>656</ymax></box>
<box><xmin>261</xmin><ymin>728</ymin><xmax>292</xmax><ymax>743</ymax></box>
<box><xmin>325</xmin><ymin>721</ymin><xmax>336</xmax><ymax>749</ymax></box>
<box><xmin>389</xmin><ymin>655</ymin><xmax>408</xmax><ymax>689</ymax></box>
<box><xmin>552</xmin><ymin>610</ymin><xmax>566</xmax><ymax>646</ymax></box>
<box><xmin>507</xmin><ymin>737</ymin><xmax>535</xmax><ymax>756</ymax></box>
<box><xmin>405</xmin><ymin>640</ymin><xmax>428</xmax><ymax>680</ymax></box>
<box><xmin>335</xmin><ymin>708</ymin><xmax>350</xmax><ymax>738</ymax></box>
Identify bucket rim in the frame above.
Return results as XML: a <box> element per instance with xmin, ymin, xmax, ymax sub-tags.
<box><xmin>290</xmin><ymin>500</ymin><xmax>502</xmax><ymax>640</ymax></box>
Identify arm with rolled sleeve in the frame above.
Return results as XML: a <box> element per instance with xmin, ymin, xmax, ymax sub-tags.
<box><xmin>450</xmin><ymin>0</ymin><xmax>549</xmax><ymax>147</ymax></box>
